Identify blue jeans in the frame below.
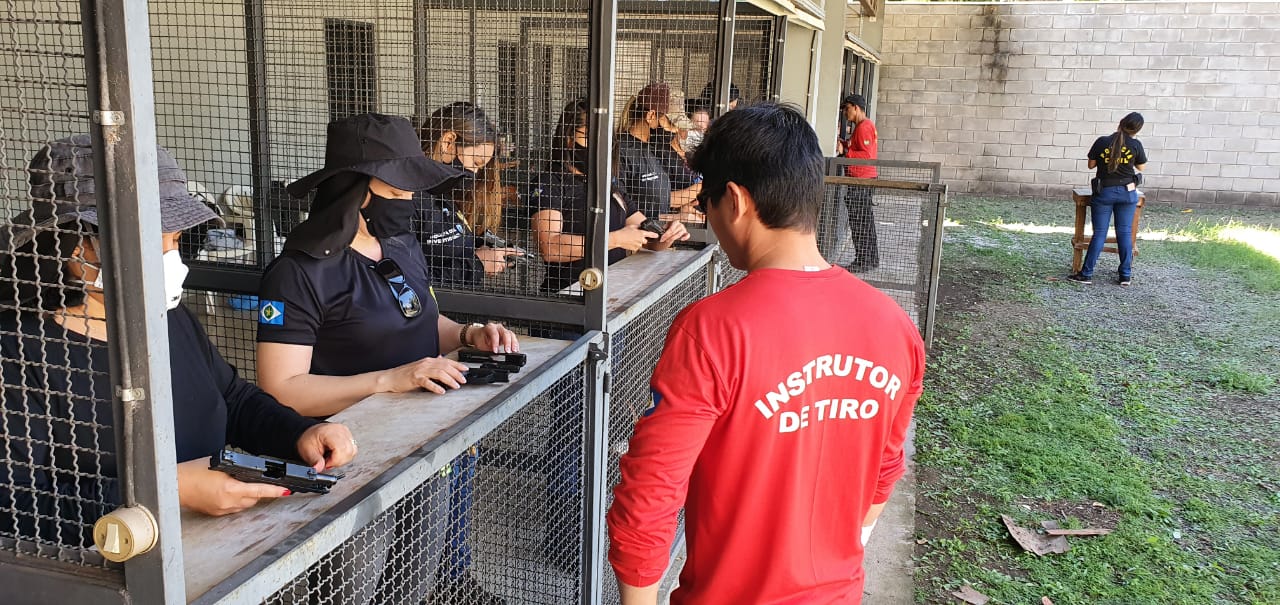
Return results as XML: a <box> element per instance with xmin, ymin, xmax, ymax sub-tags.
<box><xmin>1081</xmin><ymin>186</ymin><xmax>1138</xmax><ymax>279</ymax></box>
<box><xmin>444</xmin><ymin>451</ymin><xmax>477</xmax><ymax>578</ymax></box>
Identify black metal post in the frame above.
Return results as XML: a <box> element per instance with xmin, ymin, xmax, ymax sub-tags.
<box><xmin>244</xmin><ymin>0</ymin><xmax>275</xmax><ymax>268</ymax></box>
<box><xmin>469</xmin><ymin>5</ymin><xmax>479</xmax><ymax>104</ymax></box>
<box><xmin>771</xmin><ymin>15</ymin><xmax>787</xmax><ymax>102</ymax></box>
<box><xmin>80</xmin><ymin>0</ymin><xmax>184</xmax><ymax>601</ymax></box>
<box><xmin>413</xmin><ymin>0</ymin><xmax>430</xmax><ymax>123</ymax></box>
<box><xmin>582</xmin><ymin>0</ymin><xmax>617</xmax><ymax>599</ymax></box>
<box><xmin>925</xmin><ymin>186</ymin><xmax>947</xmax><ymax>349</ymax></box>
<box><xmin>712</xmin><ymin>0</ymin><xmax>736</xmax><ymax>117</ymax></box>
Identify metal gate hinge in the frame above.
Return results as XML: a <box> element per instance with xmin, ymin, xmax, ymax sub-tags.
<box><xmin>93</xmin><ymin>111</ymin><xmax>125</xmax><ymax>126</ymax></box>
<box><xmin>587</xmin><ymin>339</ymin><xmax>609</xmax><ymax>362</ymax></box>
<box><xmin>116</xmin><ymin>387</ymin><xmax>146</xmax><ymax>402</ymax></box>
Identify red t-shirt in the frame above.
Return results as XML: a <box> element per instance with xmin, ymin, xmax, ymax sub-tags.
<box><xmin>844</xmin><ymin>119</ymin><xmax>878</xmax><ymax>179</ymax></box>
<box><xmin>607</xmin><ymin>267</ymin><xmax>925</xmax><ymax>605</ymax></box>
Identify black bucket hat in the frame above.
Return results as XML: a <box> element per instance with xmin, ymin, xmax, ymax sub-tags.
<box><xmin>286</xmin><ymin>113</ymin><xmax>465</xmax><ymax>198</ymax></box>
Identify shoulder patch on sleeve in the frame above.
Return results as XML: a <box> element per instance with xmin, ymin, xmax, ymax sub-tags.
<box><xmin>642</xmin><ymin>387</ymin><xmax>663</xmax><ymax>417</ymax></box>
<box><xmin>258</xmin><ymin>300</ymin><xmax>285</xmax><ymax>325</ymax></box>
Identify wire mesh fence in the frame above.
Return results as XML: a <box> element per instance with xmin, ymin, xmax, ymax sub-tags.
<box><xmin>600</xmin><ymin>264</ymin><xmax>712</xmax><ymax>604</ymax></box>
<box><xmin>714</xmin><ymin>160</ymin><xmax>946</xmax><ymax>344</ymax></box>
<box><xmin>0</xmin><ymin>2</ymin><xmax>121</xmax><ymax>572</ymax></box>
<box><xmin>828</xmin><ymin>157</ymin><xmax>940</xmax><ymax>184</ymax></box>
<box><xmin>258</xmin><ymin>361</ymin><xmax>588</xmax><ymax>605</ymax></box>
<box><xmin>816</xmin><ymin>180</ymin><xmax>943</xmax><ymax>334</ymax></box>
<box><xmin>0</xmin><ymin>1</ymin><xmax>943</xmax><ymax>603</ymax></box>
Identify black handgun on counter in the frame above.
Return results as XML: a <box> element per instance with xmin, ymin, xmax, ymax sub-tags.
<box><xmin>639</xmin><ymin>217</ymin><xmax>667</xmax><ymax>237</ymax></box>
<box><xmin>480</xmin><ymin>231</ymin><xmax>529</xmax><ymax>257</ymax></box>
<box><xmin>457</xmin><ymin>348</ymin><xmax>527</xmax><ymax>369</ymax></box>
<box><xmin>209</xmin><ymin>449</ymin><xmax>342</xmax><ymax>495</ymax></box>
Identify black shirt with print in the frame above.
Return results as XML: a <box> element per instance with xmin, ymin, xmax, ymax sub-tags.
<box><xmin>257</xmin><ymin>233</ymin><xmax>442</xmax><ymax>377</ymax></box>
<box><xmin>413</xmin><ymin>190</ymin><xmax>483</xmax><ymax>288</ymax></box>
<box><xmin>616</xmin><ymin>134</ymin><xmax>671</xmax><ymax>218</ymax></box>
<box><xmin>530</xmin><ymin>171</ymin><xmax>639</xmax><ymax>293</ymax></box>
<box><xmin>1088</xmin><ymin>134</ymin><xmax>1148</xmax><ymax>186</ymax></box>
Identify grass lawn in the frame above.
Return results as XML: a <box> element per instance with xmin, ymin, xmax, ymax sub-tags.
<box><xmin>914</xmin><ymin>196</ymin><xmax>1280</xmax><ymax>605</ymax></box>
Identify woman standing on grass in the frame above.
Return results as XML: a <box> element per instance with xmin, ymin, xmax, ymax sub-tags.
<box><xmin>1071</xmin><ymin>112</ymin><xmax>1147</xmax><ymax>287</ymax></box>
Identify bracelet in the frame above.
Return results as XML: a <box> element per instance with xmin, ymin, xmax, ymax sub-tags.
<box><xmin>459</xmin><ymin>323</ymin><xmax>474</xmax><ymax>348</ymax></box>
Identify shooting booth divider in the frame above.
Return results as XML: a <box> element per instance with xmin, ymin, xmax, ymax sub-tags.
<box><xmin>0</xmin><ymin>1</ymin><xmax>941</xmax><ymax>602</ymax></box>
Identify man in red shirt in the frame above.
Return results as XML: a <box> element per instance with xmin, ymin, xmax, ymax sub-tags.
<box><xmin>837</xmin><ymin>93</ymin><xmax>880</xmax><ymax>271</ymax></box>
<box><xmin>607</xmin><ymin>103</ymin><xmax>925</xmax><ymax>605</ymax></box>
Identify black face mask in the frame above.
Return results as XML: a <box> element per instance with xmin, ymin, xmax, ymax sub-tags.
<box><xmin>570</xmin><ymin>141</ymin><xmax>590</xmax><ymax>174</ymax></box>
<box><xmin>442</xmin><ymin>158</ymin><xmax>478</xmax><ymax>198</ymax></box>
<box><xmin>361</xmin><ymin>192</ymin><xmax>415</xmax><ymax>239</ymax></box>
<box><xmin>650</xmin><ymin>129</ymin><xmax>674</xmax><ymax>147</ymax></box>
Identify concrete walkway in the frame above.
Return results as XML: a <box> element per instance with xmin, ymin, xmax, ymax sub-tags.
<box><xmin>862</xmin><ymin>429</ymin><xmax>916</xmax><ymax>605</ymax></box>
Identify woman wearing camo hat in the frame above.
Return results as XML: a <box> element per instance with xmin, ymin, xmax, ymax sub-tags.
<box><xmin>0</xmin><ymin>135</ymin><xmax>357</xmax><ymax>548</ymax></box>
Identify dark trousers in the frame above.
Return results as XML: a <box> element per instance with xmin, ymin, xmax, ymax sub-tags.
<box><xmin>844</xmin><ymin>185</ymin><xmax>879</xmax><ymax>266</ymax></box>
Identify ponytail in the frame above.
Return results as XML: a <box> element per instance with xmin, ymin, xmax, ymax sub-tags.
<box><xmin>1106</xmin><ymin>112</ymin><xmax>1146</xmax><ymax>174</ymax></box>
<box><xmin>1105</xmin><ymin>129</ymin><xmax>1126</xmax><ymax>174</ymax></box>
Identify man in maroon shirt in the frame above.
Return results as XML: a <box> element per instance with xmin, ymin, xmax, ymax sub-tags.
<box><xmin>837</xmin><ymin>93</ymin><xmax>880</xmax><ymax>271</ymax></box>
<box><xmin>607</xmin><ymin>103</ymin><xmax>925</xmax><ymax>605</ymax></box>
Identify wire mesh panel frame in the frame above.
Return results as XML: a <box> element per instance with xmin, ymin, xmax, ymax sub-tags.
<box><xmin>713</xmin><ymin>161</ymin><xmax>947</xmax><ymax>348</ymax></box>
<box><xmin>4</xmin><ymin>0</ymin><xmax>786</xmax><ymax>603</ymax></box>
<box><xmin>192</xmin><ymin>335</ymin><xmax>597</xmax><ymax>604</ymax></box>
<box><xmin>2</xmin><ymin>0</ymin><xmax>186</xmax><ymax>602</ymax></box>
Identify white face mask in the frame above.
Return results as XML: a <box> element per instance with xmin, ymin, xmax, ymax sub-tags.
<box><xmin>162</xmin><ymin>249</ymin><xmax>188</xmax><ymax>310</ymax></box>
<box><xmin>683</xmin><ymin>130</ymin><xmax>704</xmax><ymax>153</ymax></box>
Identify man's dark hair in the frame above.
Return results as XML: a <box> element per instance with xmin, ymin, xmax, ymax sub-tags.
<box><xmin>842</xmin><ymin>93</ymin><xmax>867</xmax><ymax>112</ymax></box>
<box><xmin>685</xmin><ymin>97</ymin><xmax>712</xmax><ymax>116</ymax></box>
<box><xmin>687</xmin><ymin>103</ymin><xmax>823</xmax><ymax>232</ymax></box>
<box><xmin>700</xmin><ymin>81</ymin><xmax>742</xmax><ymax>103</ymax></box>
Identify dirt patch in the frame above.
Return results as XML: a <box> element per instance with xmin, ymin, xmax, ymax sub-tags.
<box><xmin>915</xmin><ymin>466</ymin><xmax>1030</xmax><ymax>604</ymax></box>
<box><xmin>1018</xmin><ymin>498</ymin><xmax>1124</xmax><ymax>532</ymax></box>
<box><xmin>935</xmin><ymin>270</ymin><xmax>989</xmax><ymax>318</ymax></box>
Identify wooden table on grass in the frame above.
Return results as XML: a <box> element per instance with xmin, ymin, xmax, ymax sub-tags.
<box><xmin>180</xmin><ymin>336</ymin><xmax>575</xmax><ymax>604</ymax></box>
<box><xmin>1070</xmin><ymin>187</ymin><xmax>1146</xmax><ymax>273</ymax></box>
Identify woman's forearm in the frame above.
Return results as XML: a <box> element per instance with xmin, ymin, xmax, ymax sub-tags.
<box><xmin>439</xmin><ymin>315</ymin><xmax>465</xmax><ymax>353</ymax></box>
<box><xmin>538</xmin><ymin>232</ymin><xmax>588</xmax><ymax>263</ymax></box>
<box><xmin>267</xmin><ymin>372</ymin><xmax>386</xmax><ymax>417</ymax></box>
<box><xmin>670</xmin><ymin>186</ymin><xmax>699</xmax><ymax>210</ymax></box>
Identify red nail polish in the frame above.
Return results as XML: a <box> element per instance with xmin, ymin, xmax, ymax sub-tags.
<box><xmin>282</xmin><ymin>489</ymin><xmax>292</xmax><ymax>497</ymax></box>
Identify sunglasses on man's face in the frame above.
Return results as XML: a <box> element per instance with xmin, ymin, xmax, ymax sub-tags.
<box><xmin>696</xmin><ymin>184</ymin><xmax>723</xmax><ymax>208</ymax></box>
<box><xmin>373</xmin><ymin>258</ymin><xmax>422</xmax><ymax>318</ymax></box>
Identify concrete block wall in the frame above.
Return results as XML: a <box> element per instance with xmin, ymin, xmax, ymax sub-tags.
<box><xmin>878</xmin><ymin>1</ymin><xmax>1280</xmax><ymax>207</ymax></box>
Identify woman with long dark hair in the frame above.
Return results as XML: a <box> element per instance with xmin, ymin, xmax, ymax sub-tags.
<box><xmin>416</xmin><ymin>102</ymin><xmax>525</xmax><ymax>289</ymax></box>
<box><xmin>615</xmin><ymin>83</ymin><xmax>702</xmax><ymax>220</ymax></box>
<box><xmin>1071</xmin><ymin>112</ymin><xmax>1147</xmax><ymax>286</ymax></box>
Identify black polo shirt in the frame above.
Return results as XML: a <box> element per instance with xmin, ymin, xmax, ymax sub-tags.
<box><xmin>257</xmin><ymin>233</ymin><xmax>441</xmax><ymax>376</ymax></box>
<box><xmin>531</xmin><ymin>172</ymin><xmax>638</xmax><ymax>293</ymax></box>
<box><xmin>412</xmin><ymin>191</ymin><xmax>483</xmax><ymax>288</ymax></box>
<box><xmin>1088</xmin><ymin>134</ymin><xmax>1148</xmax><ymax>186</ymax></box>
<box><xmin>616</xmin><ymin>134</ymin><xmax>671</xmax><ymax>218</ymax></box>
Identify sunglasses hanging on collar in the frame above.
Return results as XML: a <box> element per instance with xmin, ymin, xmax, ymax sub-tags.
<box><xmin>373</xmin><ymin>258</ymin><xmax>422</xmax><ymax>318</ymax></box>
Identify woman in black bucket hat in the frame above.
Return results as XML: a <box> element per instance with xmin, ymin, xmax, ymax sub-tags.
<box><xmin>0</xmin><ymin>135</ymin><xmax>358</xmax><ymax>547</ymax></box>
<box><xmin>255</xmin><ymin>113</ymin><xmax>513</xmax><ymax>605</ymax></box>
